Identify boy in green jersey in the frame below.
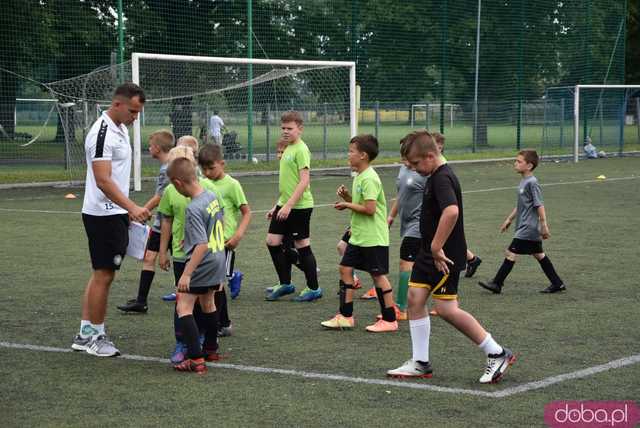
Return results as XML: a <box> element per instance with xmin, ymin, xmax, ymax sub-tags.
<box><xmin>198</xmin><ymin>144</ymin><xmax>252</xmax><ymax>336</ymax></box>
<box><xmin>321</xmin><ymin>134</ymin><xmax>398</xmax><ymax>333</ymax></box>
<box><xmin>265</xmin><ymin>111</ymin><xmax>322</xmax><ymax>302</ymax></box>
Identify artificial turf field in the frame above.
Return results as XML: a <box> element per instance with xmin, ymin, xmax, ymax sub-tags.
<box><xmin>1</xmin><ymin>156</ymin><xmax>639</xmax><ymax>427</ymax></box>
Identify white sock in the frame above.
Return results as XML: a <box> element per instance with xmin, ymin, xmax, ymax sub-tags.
<box><xmin>94</xmin><ymin>323</ymin><xmax>105</xmax><ymax>337</ymax></box>
<box><xmin>79</xmin><ymin>320</ymin><xmax>94</xmax><ymax>338</ymax></box>
<box><xmin>479</xmin><ymin>333</ymin><xmax>503</xmax><ymax>356</ymax></box>
<box><xmin>410</xmin><ymin>317</ymin><xmax>430</xmax><ymax>362</ymax></box>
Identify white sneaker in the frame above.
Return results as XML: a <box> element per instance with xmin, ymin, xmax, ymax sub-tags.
<box><xmin>86</xmin><ymin>334</ymin><xmax>121</xmax><ymax>357</ymax></box>
<box><xmin>387</xmin><ymin>360</ymin><xmax>433</xmax><ymax>378</ymax></box>
<box><xmin>479</xmin><ymin>348</ymin><xmax>515</xmax><ymax>384</ymax></box>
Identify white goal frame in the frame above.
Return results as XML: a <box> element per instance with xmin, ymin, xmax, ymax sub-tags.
<box><xmin>573</xmin><ymin>84</ymin><xmax>640</xmax><ymax>163</ymax></box>
<box><xmin>130</xmin><ymin>52</ymin><xmax>357</xmax><ymax>191</ymax></box>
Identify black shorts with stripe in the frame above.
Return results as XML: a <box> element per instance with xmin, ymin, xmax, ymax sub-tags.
<box><xmin>409</xmin><ymin>262</ymin><xmax>461</xmax><ymax>300</ymax></box>
<box><xmin>400</xmin><ymin>236</ymin><xmax>421</xmax><ymax>262</ymax></box>
<box><xmin>508</xmin><ymin>238</ymin><xmax>543</xmax><ymax>255</ymax></box>
<box><xmin>224</xmin><ymin>248</ymin><xmax>236</xmax><ymax>279</ymax></box>
<box><xmin>340</xmin><ymin>243</ymin><xmax>389</xmax><ymax>275</ymax></box>
<box><xmin>82</xmin><ymin>213</ymin><xmax>129</xmax><ymax>271</ymax></box>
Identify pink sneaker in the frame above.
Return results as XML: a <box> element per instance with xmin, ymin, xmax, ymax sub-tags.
<box><xmin>365</xmin><ymin>319</ymin><xmax>399</xmax><ymax>333</ymax></box>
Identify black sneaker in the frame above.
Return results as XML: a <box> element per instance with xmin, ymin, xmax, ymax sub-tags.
<box><xmin>477</xmin><ymin>280</ymin><xmax>502</xmax><ymax>294</ymax></box>
<box><xmin>465</xmin><ymin>256</ymin><xmax>482</xmax><ymax>278</ymax></box>
<box><xmin>540</xmin><ymin>283</ymin><xmax>566</xmax><ymax>293</ymax></box>
<box><xmin>117</xmin><ymin>301</ymin><xmax>148</xmax><ymax>313</ymax></box>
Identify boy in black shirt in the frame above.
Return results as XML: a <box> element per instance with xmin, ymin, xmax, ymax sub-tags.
<box><xmin>387</xmin><ymin>131</ymin><xmax>515</xmax><ymax>384</ymax></box>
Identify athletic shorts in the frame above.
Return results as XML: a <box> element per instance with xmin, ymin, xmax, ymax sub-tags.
<box><xmin>409</xmin><ymin>262</ymin><xmax>461</xmax><ymax>300</ymax></box>
<box><xmin>224</xmin><ymin>248</ymin><xmax>236</xmax><ymax>279</ymax></box>
<box><xmin>508</xmin><ymin>238</ymin><xmax>543</xmax><ymax>255</ymax></box>
<box><xmin>82</xmin><ymin>213</ymin><xmax>129</xmax><ymax>271</ymax></box>
<box><xmin>173</xmin><ymin>260</ymin><xmax>186</xmax><ymax>285</ymax></box>
<box><xmin>268</xmin><ymin>207</ymin><xmax>312</xmax><ymax>240</ymax></box>
<box><xmin>400</xmin><ymin>236</ymin><xmax>422</xmax><ymax>262</ymax></box>
<box><xmin>340</xmin><ymin>243</ymin><xmax>389</xmax><ymax>275</ymax></box>
<box><xmin>146</xmin><ymin>229</ymin><xmax>161</xmax><ymax>252</ymax></box>
<box><xmin>182</xmin><ymin>284</ymin><xmax>221</xmax><ymax>295</ymax></box>
<box><xmin>340</xmin><ymin>227</ymin><xmax>351</xmax><ymax>244</ymax></box>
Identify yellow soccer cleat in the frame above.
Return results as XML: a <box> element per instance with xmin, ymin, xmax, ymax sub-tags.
<box><xmin>321</xmin><ymin>314</ymin><xmax>355</xmax><ymax>330</ymax></box>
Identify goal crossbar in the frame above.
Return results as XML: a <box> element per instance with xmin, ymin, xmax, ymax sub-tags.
<box><xmin>572</xmin><ymin>84</ymin><xmax>640</xmax><ymax>162</ymax></box>
<box><xmin>130</xmin><ymin>52</ymin><xmax>357</xmax><ymax>191</ymax></box>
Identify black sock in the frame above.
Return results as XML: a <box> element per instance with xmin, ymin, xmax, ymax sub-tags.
<box><xmin>174</xmin><ymin>304</ymin><xmax>181</xmax><ymax>343</ymax></box>
<box><xmin>202</xmin><ymin>311</ymin><xmax>219</xmax><ymax>352</ymax></box>
<box><xmin>339</xmin><ymin>280</ymin><xmax>353</xmax><ymax>317</ymax></box>
<box><xmin>193</xmin><ymin>303</ymin><xmax>206</xmax><ymax>335</ymax></box>
<box><xmin>267</xmin><ymin>244</ymin><xmax>292</xmax><ymax>284</ymax></box>
<box><xmin>178</xmin><ymin>314</ymin><xmax>202</xmax><ymax>359</ymax></box>
<box><xmin>136</xmin><ymin>270</ymin><xmax>155</xmax><ymax>303</ymax></box>
<box><xmin>538</xmin><ymin>256</ymin><xmax>563</xmax><ymax>286</ymax></box>
<box><xmin>494</xmin><ymin>259</ymin><xmax>515</xmax><ymax>285</ymax></box>
<box><xmin>375</xmin><ymin>287</ymin><xmax>396</xmax><ymax>322</ymax></box>
<box><xmin>215</xmin><ymin>289</ymin><xmax>231</xmax><ymax>327</ymax></box>
<box><xmin>297</xmin><ymin>246</ymin><xmax>319</xmax><ymax>290</ymax></box>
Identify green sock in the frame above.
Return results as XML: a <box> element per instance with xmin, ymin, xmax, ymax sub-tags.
<box><xmin>396</xmin><ymin>271</ymin><xmax>410</xmax><ymax>311</ymax></box>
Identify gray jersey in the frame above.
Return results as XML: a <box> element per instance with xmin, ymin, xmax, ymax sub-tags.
<box><xmin>514</xmin><ymin>175</ymin><xmax>544</xmax><ymax>241</ymax></box>
<box><xmin>396</xmin><ymin>165</ymin><xmax>427</xmax><ymax>238</ymax></box>
<box><xmin>183</xmin><ymin>190</ymin><xmax>226</xmax><ymax>288</ymax></box>
<box><xmin>152</xmin><ymin>163</ymin><xmax>170</xmax><ymax>232</ymax></box>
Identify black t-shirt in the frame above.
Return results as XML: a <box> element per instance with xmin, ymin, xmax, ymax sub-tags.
<box><xmin>418</xmin><ymin>163</ymin><xmax>467</xmax><ymax>271</ymax></box>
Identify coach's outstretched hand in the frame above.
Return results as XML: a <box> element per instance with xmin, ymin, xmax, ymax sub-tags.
<box><xmin>129</xmin><ymin>205</ymin><xmax>150</xmax><ymax>223</ymax></box>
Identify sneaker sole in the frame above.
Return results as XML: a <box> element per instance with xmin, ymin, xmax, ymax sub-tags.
<box><xmin>387</xmin><ymin>373</ymin><xmax>433</xmax><ymax>379</ymax></box>
<box><xmin>85</xmin><ymin>349</ymin><xmax>121</xmax><ymax>357</ymax></box>
<box><xmin>117</xmin><ymin>308</ymin><xmax>148</xmax><ymax>314</ymax></box>
<box><xmin>366</xmin><ymin>327</ymin><xmax>399</xmax><ymax>333</ymax></box>
<box><xmin>321</xmin><ymin>324</ymin><xmax>354</xmax><ymax>330</ymax></box>
<box><xmin>71</xmin><ymin>343</ymin><xmax>89</xmax><ymax>352</ymax></box>
<box><xmin>477</xmin><ymin>283</ymin><xmax>502</xmax><ymax>294</ymax></box>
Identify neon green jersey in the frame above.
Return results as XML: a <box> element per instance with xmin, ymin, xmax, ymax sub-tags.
<box><xmin>157</xmin><ymin>179</ymin><xmax>217</xmax><ymax>261</ymax></box>
<box><xmin>204</xmin><ymin>174</ymin><xmax>248</xmax><ymax>240</ymax></box>
<box><xmin>277</xmin><ymin>139</ymin><xmax>314</xmax><ymax>209</ymax></box>
<box><xmin>349</xmin><ymin>166</ymin><xmax>389</xmax><ymax>247</ymax></box>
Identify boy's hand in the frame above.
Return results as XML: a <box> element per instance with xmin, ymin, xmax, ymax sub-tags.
<box><xmin>337</xmin><ymin>185</ymin><xmax>352</xmax><ymax>202</ymax></box>
<box><xmin>177</xmin><ymin>274</ymin><xmax>191</xmax><ymax>292</ymax></box>
<box><xmin>500</xmin><ymin>219</ymin><xmax>512</xmax><ymax>233</ymax></box>
<box><xmin>334</xmin><ymin>201</ymin><xmax>348</xmax><ymax>211</ymax></box>
<box><xmin>225</xmin><ymin>235</ymin><xmax>240</xmax><ymax>250</ymax></box>
<box><xmin>266</xmin><ymin>206</ymin><xmax>276</xmax><ymax>220</ymax></box>
<box><xmin>432</xmin><ymin>248</ymin><xmax>454</xmax><ymax>275</ymax></box>
<box><xmin>276</xmin><ymin>204</ymin><xmax>291</xmax><ymax>221</ymax></box>
<box><xmin>129</xmin><ymin>205</ymin><xmax>150</xmax><ymax>223</ymax></box>
<box><xmin>387</xmin><ymin>216</ymin><xmax>394</xmax><ymax>227</ymax></box>
<box><xmin>159</xmin><ymin>251</ymin><xmax>170</xmax><ymax>271</ymax></box>
<box><xmin>541</xmin><ymin>223</ymin><xmax>550</xmax><ymax>239</ymax></box>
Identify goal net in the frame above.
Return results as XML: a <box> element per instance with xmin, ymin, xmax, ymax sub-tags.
<box><xmin>543</xmin><ymin>85</ymin><xmax>640</xmax><ymax>161</ymax></box>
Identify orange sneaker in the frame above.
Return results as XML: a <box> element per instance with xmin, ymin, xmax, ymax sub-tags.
<box><xmin>365</xmin><ymin>319</ymin><xmax>399</xmax><ymax>333</ymax></box>
<box><xmin>360</xmin><ymin>287</ymin><xmax>377</xmax><ymax>300</ymax></box>
<box><xmin>321</xmin><ymin>314</ymin><xmax>355</xmax><ymax>330</ymax></box>
<box><xmin>376</xmin><ymin>305</ymin><xmax>407</xmax><ymax>321</ymax></box>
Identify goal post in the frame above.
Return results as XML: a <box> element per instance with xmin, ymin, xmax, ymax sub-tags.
<box><xmin>572</xmin><ymin>85</ymin><xmax>640</xmax><ymax>163</ymax></box>
<box><xmin>131</xmin><ymin>52</ymin><xmax>357</xmax><ymax>191</ymax></box>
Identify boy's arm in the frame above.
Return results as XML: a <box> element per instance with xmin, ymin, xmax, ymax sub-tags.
<box><xmin>277</xmin><ymin>168</ymin><xmax>310</xmax><ymax>220</ymax></box>
<box><xmin>431</xmin><ymin>205</ymin><xmax>458</xmax><ymax>274</ymax></box>
<box><xmin>144</xmin><ymin>194</ymin><xmax>161</xmax><ymax>212</ymax></box>
<box><xmin>177</xmin><ymin>243</ymin><xmax>209</xmax><ymax>291</ymax></box>
<box><xmin>537</xmin><ymin>205</ymin><xmax>550</xmax><ymax>239</ymax></box>
<box><xmin>93</xmin><ymin>161</ymin><xmax>149</xmax><ymax>222</ymax></box>
<box><xmin>226</xmin><ymin>204</ymin><xmax>252</xmax><ymax>249</ymax></box>
<box><xmin>388</xmin><ymin>198</ymin><xmax>398</xmax><ymax>226</ymax></box>
<box><xmin>335</xmin><ymin>200</ymin><xmax>376</xmax><ymax>216</ymax></box>
<box><xmin>500</xmin><ymin>208</ymin><xmax>517</xmax><ymax>232</ymax></box>
<box><xmin>159</xmin><ymin>217</ymin><xmax>173</xmax><ymax>271</ymax></box>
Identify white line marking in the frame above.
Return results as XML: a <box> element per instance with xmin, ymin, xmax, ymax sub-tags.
<box><xmin>1</xmin><ymin>176</ymin><xmax>637</xmax><ymax>216</ymax></box>
<box><xmin>1</xmin><ymin>341</ymin><xmax>639</xmax><ymax>397</ymax></box>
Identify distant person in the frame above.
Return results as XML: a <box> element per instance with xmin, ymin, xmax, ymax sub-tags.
<box><xmin>72</xmin><ymin>82</ymin><xmax>149</xmax><ymax>357</ymax></box>
<box><xmin>583</xmin><ymin>137</ymin><xmax>606</xmax><ymax>159</ymax></box>
<box><xmin>209</xmin><ymin>111</ymin><xmax>225</xmax><ymax>145</ymax></box>
<box><xmin>478</xmin><ymin>149</ymin><xmax>566</xmax><ymax>294</ymax></box>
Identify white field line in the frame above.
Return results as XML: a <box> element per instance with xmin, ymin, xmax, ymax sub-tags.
<box><xmin>1</xmin><ymin>341</ymin><xmax>639</xmax><ymax>398</ymax></box>
<box><xmin>1</xmin><ymin>175</ymin><xmax>638</xmax><ymax>216</ymax></box>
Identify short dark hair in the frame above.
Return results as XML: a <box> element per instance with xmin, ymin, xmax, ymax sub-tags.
<box><xmin>350</xmin><ymin>134</ymin><xmax>379</xmax><ymax>162</ymax></box>
<box><xmin>518</xmin><ymin>149</ymin><xmax>539</xmax><ymax>170</ymax></box>
<box><xmin>113</xmin><ymin>82</ymin><xmax>146</xmax><ymax>103</ymax></box>
<box><xmin>281</xmin><ymin>111</ymin><xmax>304</xmax><ymax>126</ymax></box>
<box><xmin>167</xmin><ymin>157</ymin><xmax>197</xmax><ymax>182</ymax></box>
<box><xmin>198</xmin><ymin>143</ymin><xmax>223</xmax><ymax>166</ymax></box>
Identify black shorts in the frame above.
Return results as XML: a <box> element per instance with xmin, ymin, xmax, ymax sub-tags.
<box><xmin>508</xmin><ymin>238</ymin><xmax>543</xmax><ymax>255</ymax></box>
<box><xmin>146</xmin><ymin>229</ymin><xmax>161</xmax><ymax>252</ymax></box>
<box><xmin>224</xmin><ymin>248</ymin><xmax>236</xmax><ymax>278</ymax></box>
<box><xmin>268</xmin><ymin>207</ymin><xmax>312</xmax><ymax>240</ymax></box>
<box><xmin>400</xmin><ymin>236</ymin><xmax>422</xmax><ymax>262</ymax></box>
<box><xmin>173</xmin><ymin>260</ymin><xmax>186</xmax><ymax>285</ymax></box>
<box><xmin>340</xmin><ymin>227</ymin><xmax>351</xmax><ymax>244</ymax></box>
<box><xmin>340</xmin><ymin>244</ymin><xmax>389</xmax><ymax>275</ymax></box>
<box><xmin>82</xmin><ymin>213</ymin><xmax>129</xmax><ymax>271</ymax></box>
<box><xmin>183</xmin><ymin>284</ymin><xmax>221</xmax><ymax>295</ymax></box>
<box><xmin>409</xmin><ymin>262</ymin><xmax>461</xmax><ymax>300</ymax></box>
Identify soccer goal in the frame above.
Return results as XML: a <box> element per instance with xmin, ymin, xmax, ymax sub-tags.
<box><xmin>131</xmin><ymin>53</ymin><xmax>357</xmax><ymax>191</ymax></box>
<box><xmin>544</xmin><ymin>85</ymin><xmax>640</xmax><ymax>162</ymax></box>
<box><xmin>410</xmin><ymin>103</ymin><xmax>459</xmax><ymax>129</ymax></box>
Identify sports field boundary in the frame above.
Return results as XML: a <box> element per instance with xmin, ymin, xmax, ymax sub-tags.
<box><xmin>3</xmin><ymin>151</ymin><xmax>638</xmax><ymax>190</ymax></box>
<box><xmin>1</xmin><ymin>341</ymin><xmax>638</xmax><ymax>398</ymax></box>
